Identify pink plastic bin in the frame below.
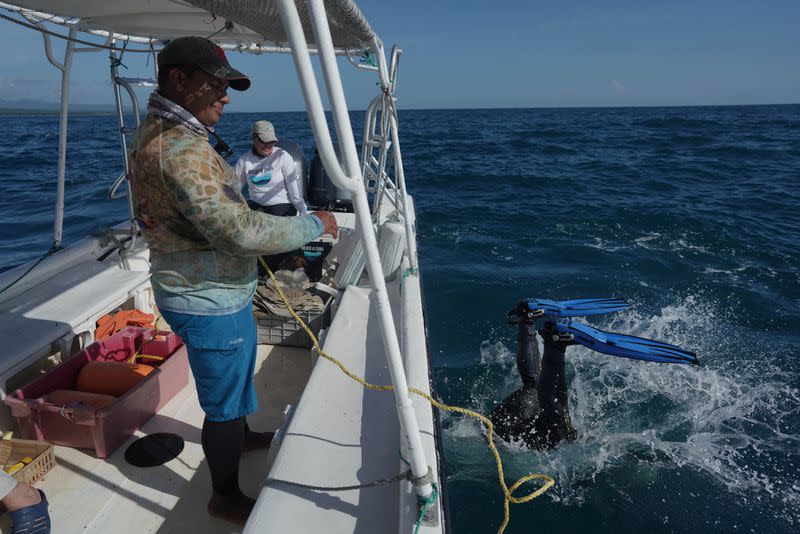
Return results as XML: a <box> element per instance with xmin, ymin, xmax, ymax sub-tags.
<box><xmin>4</xmin><ymin>327</ymin><xmax>188</xmax><ymax>458</ymax></box>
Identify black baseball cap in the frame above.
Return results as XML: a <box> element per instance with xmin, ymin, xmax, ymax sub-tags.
<box><xmin>158</xmin><ymin>36</ymin><xmax>251</xmax><ymax>91</ymax></box>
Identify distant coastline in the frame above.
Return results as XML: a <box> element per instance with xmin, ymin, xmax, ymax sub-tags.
<box><xmin>0</xmin><ymin>108</ymin><xmax>119</xmax><ymax>116</ymax></box>
<box><xmin>1</xmin><ymin>102</ymin><xmax>797</xmax><ymax>116</ymax></box>
<box><xmin>0</xmin><ymin>99</ymin><xmax>131</xmax><ymax>115</ymax></box>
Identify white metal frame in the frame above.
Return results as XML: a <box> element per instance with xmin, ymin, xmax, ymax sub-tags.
<box><xmin>0</xmin><ymin>1</ymin><xmax>386</xmax><ymax>253</ymax></box>
<box><xmin>3</xmin><ymin>0</ymin><xmax>435</xmax><ymax>518</ymax></box>
<box><xmin>108</xmin><ymin>46</ymin><xmax>157</xmax><ymax>253</ymax></box>
<box><xmin>21</xmin><ymin>12</ymin><xmax>77</xmax><ymax>251</ymax></box>
<box><xmin>275</xmin><ymin>0</ymin><xmax>433</xmax><ymax>505</ymax></box>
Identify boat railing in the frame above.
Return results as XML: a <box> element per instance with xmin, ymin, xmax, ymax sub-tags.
<box><xmin>362</xmin><ymin>93</ymin><xmax>399</xmax><ymax>214</ymax></box>
<box><xmin>109</xmin><ymin>53</ymin><xmax>157</xmax><ymax>253</ymax></box>
<box><xmin>107</xmin><ymin>171</ymin><xmax>128</xmax><ymax>200</ymax></box>
<box><xmin>19</xmin><ymin>11</ymin><xmax>77</xmax><ymax>252</ymax></box>
<box><xmin>360</xmin><ymin>46</ymin><xmax>419</xmax><ymax>271</ymax></box>
<box><xmin>276</xmin><ymin>0</ymin><xmax>433</xmax><ymax>506</ymax></box>
<box><xmin>0</xmin><ymin>0</ymin><xmax>367</xmax><ymax>258</ymax></box>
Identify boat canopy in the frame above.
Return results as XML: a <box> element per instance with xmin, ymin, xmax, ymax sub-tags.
<box><xmin>6</xmin><ymin>0</ymin><xmax>378</xmax><ymax>50</ymax></box>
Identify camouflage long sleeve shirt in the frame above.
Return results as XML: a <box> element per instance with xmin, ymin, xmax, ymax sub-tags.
<box><xmin>130</xmin><ymin>115</ymin><xmax>323</xmax><ymax>315</ymax></box>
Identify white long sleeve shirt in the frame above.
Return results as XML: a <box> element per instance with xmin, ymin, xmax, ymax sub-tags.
<box><xmin>235</xmin><ymin>147</ymin><xmax>309</xmax><ymax>215</ymax></box>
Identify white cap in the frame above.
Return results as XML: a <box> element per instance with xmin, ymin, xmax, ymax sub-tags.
<box><xmin>252</xmin><ymin>120</ymin><xmax>278</xmax><ymax>143</ymax></box>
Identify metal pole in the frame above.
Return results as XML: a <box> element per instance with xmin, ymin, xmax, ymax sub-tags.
<box><xmin>388</xmin><ymin>108</ymin><xmax>418</xmax><ymax>271</ymax></box>
<box><xmin>306</xmin><ymin>1</ymin><xmax>359</xmax><ymax>178</ymax></box>
<box><xmin>110</xmin><ymin>47</ymin><xmax>138</xmax><ymax>251</ymax></box>
<box><xmin>276</xmin><ymin>0</ymin><xmax>434</xmax><ymax>502</ymax></box>
<box><xmin>51</xmin><ymin>27</ymin><xmax>76</xmax><ymax>250</ymax></box>
<box><xmin>372</xmin><ymin>38</ymin><xmax>391</xmax><ymax>91</ymax></box>
<box><xmin>307</xmin><ymin>0</ymin><xmax>433</xmax><ymax>502</ymax></box>
<box><xmin>373</xmin><ymin>96</ymin><xmax>391</xmax><ymax>219</ymax></box>
<box><xmin>369</xmin><ymin>44</ymin><xmax>417</xmax><ymax>269</ymax></box>
<box><xmin>361</xmin><ymin>94</ymin><xmax>380</xmax><ymax>189</ymax></box>
<box><xmin>389</xmin><ymin>46</ymin><xmax>402</xmax><ymax>94</ymax></box>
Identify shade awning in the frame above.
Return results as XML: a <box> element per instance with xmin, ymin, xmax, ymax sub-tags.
<box><xmin>5</xmin><ymin>0</ymin><xmax>378</xmax><ymax>50</ymax></box>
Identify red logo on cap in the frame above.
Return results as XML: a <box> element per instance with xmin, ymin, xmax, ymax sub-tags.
<box><xmin>214</xmin><ymin>45</ymin><xmax>227</xmax><ymax>61</ymax></box>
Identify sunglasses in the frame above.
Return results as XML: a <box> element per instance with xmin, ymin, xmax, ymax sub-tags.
<box><xmin>209</xmin><ymin>130</ymin><xmax>234</xmax><ymax>159</ymax></box>
<box><xmin>253</xmin><ymin>137</ymin><xmax>276</xmax><ymax>146</ymax></box>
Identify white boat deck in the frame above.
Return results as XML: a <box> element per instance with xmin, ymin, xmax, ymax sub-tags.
<box><xmin>249</xmin><ymin>285</ymin><xmax>402</xmax><ymax>532</ymax></box>
<box><xmin>0</xmin><ymin>206</ymin><xmax>444</xmax><ymax>533</ymax></box>
<box><xmin>247</xmin><ymin>276</ymin><xmax>441</xmax><ymax>533</ymax></box>
<box><xmin>0</xmin><ymin>343</ymin><xmax>315</xmax><ymax>534</ymax></box>
<box><xmin>0</xmin><ymin>272</ymin><xmax>442</xmax><ymax>534</ymax></box>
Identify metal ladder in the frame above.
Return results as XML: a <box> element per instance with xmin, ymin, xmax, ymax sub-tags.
<box><xmin>107</xmin><ymin>44</ymin><xmax>158</xmax><ymax>252</ymax></box>
<box><xmin>360</xmin><ymin>47</ymin><xmax>407</xmax><ymax>225</ymax></box>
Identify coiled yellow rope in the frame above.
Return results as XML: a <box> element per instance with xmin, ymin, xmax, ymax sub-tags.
<box><xmin>126</xmin><ymin>309</ymin><xmax>165</xmax><ymax>364</ymax></box>
<box><xmin>258</xmin><ymin>257</ymin><xmax>554</xmax><ymax>533</ymax></box>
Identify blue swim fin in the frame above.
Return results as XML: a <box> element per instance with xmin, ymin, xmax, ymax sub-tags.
<box><xmin>526</xmin><ymin>297</ymin><xmax>629</xmax><ymax>318</ymax></box>
<box><xmin>554</xmin><ymin>318</ymin><xmax>699</xmax><ymax>365</ymax></box>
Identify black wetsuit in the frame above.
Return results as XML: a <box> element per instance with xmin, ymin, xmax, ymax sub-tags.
<box><xmin>489</xmin><ymin>316</ymin><xmax>576</xmax><ymax>449</ymax></box>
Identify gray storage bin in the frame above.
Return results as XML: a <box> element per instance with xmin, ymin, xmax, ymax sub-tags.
<box><xmin>255</xmin><ymin>298</ymin><xmax>331</xmax><ymax>348</ymax></box>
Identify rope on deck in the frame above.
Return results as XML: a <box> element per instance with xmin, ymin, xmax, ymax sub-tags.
<box><xmin>258</xmin><ymin>257</ymin><xmax>554</xmax><ymax>533</ymax></box>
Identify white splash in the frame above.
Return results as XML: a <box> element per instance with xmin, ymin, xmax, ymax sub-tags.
<box><xmin>443</xmin><ymin>295</ymin><xmax>800</xmax><ymax>526</ymax></box>
<box><xmin>585</xmin><ymin>237</ymin><xmax>626</xmax><ymax>252</ymax></box>
<box><xmin>634</xmin><ymin>232</ymin><xmax>662</xmax><ymax>249</ymax></box>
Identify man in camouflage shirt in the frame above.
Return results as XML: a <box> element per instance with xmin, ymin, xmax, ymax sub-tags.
<box><xmin>129</xmin><ymin>37</ymin><xmax>337</xmax><ymax>526</ymax></box>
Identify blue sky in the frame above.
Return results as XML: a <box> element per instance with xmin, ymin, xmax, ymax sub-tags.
<box><xmin>0</xmin><ymin>1</ymin><xmax>797</xmax><ymax>111</ymax></box>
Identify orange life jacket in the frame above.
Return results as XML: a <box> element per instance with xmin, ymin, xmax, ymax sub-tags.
<box><xmin>94</xmin><ymin>309</ymin><xmax>154</xmax><ymax>340</ymax></box>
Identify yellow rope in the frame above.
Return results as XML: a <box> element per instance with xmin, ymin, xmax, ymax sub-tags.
<box><xmin>136</xmin><ymin>354</ymin><xmax>165</xmax><ymax>361</ymax></box>
<box><xmin>123</xmin><ymin>308</ymin><xmax>165</xmax><ymax>364</ymax></box>
<box><xmin>258</xmin><ymin>257</ymin><xmax>554</xmax><ymax>533</ymax></box>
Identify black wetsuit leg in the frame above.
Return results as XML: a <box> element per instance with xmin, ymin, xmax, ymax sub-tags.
<box><xmin>516</xmin><ymin>321</ymin><xmax>541</xmax><ymax>387</ymax></box>
<box><xmin>537</xmin><ymin>334</ymin><xmax>576</xmax><ymax>445</ymax></box>
<box><xmin>202</xmin><ymin>416</ymin><xmax>245</xmax><ymax>496</ymax></box>
<box><xmin>489</xmin><ymin>318</ymin><xmax>575</xmax><ymax>449</ymax></box>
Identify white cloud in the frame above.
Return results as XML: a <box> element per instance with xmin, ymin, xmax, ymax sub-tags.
<box><xmin>610</xmin><ymin>79</ymin><xmax>625</xmax><ymax>95</ymax></box>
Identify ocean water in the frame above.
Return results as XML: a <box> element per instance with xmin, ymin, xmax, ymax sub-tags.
<box><xmin>1</xmin><ymin>105</ymin><xmax>799</xmax><ymax>533</ymax></box>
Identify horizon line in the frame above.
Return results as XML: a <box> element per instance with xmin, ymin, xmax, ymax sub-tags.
<box><xmin>1</xmin><ymin>101</ymin><xmax>798</xmax><ymax>116</ymax></box>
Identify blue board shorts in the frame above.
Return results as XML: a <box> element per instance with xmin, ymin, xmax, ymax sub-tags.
<box><xmin>160</xmin><ymin>305</ymin><xmax>258</xmax><ymax>422</ymax></box>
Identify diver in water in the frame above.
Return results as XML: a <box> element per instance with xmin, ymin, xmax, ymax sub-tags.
<box><xmin>489</xmin><ymin>307</ymin><xmax>575</xmax><ymax>449</ymax></box>
<box><xmin>489</xmin><ymin>298</ymin><xmax>698</xmax><ymax>450</ymax></box>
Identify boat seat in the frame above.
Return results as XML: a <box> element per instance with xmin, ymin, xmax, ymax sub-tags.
<box><xmin>247</xmin><ymin>284</ymin><xmax>403</xmax><ymax>533</ymax></box>
<box><xmin>0</xmin><ymin>257</ymin><xmax>150</xmax><ymax>399</ymax></box>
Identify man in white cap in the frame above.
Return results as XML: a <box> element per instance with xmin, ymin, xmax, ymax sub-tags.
<box><xmin>236</xmin><ymin>120</ymin><xmax>309</xmax><ymax>217</ymax></box>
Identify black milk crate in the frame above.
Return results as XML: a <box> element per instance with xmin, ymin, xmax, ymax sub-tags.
<box><xmin>255</xmin><ymin>299</ymin><xmax>332</xmax><ymax>348</ymax></box>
